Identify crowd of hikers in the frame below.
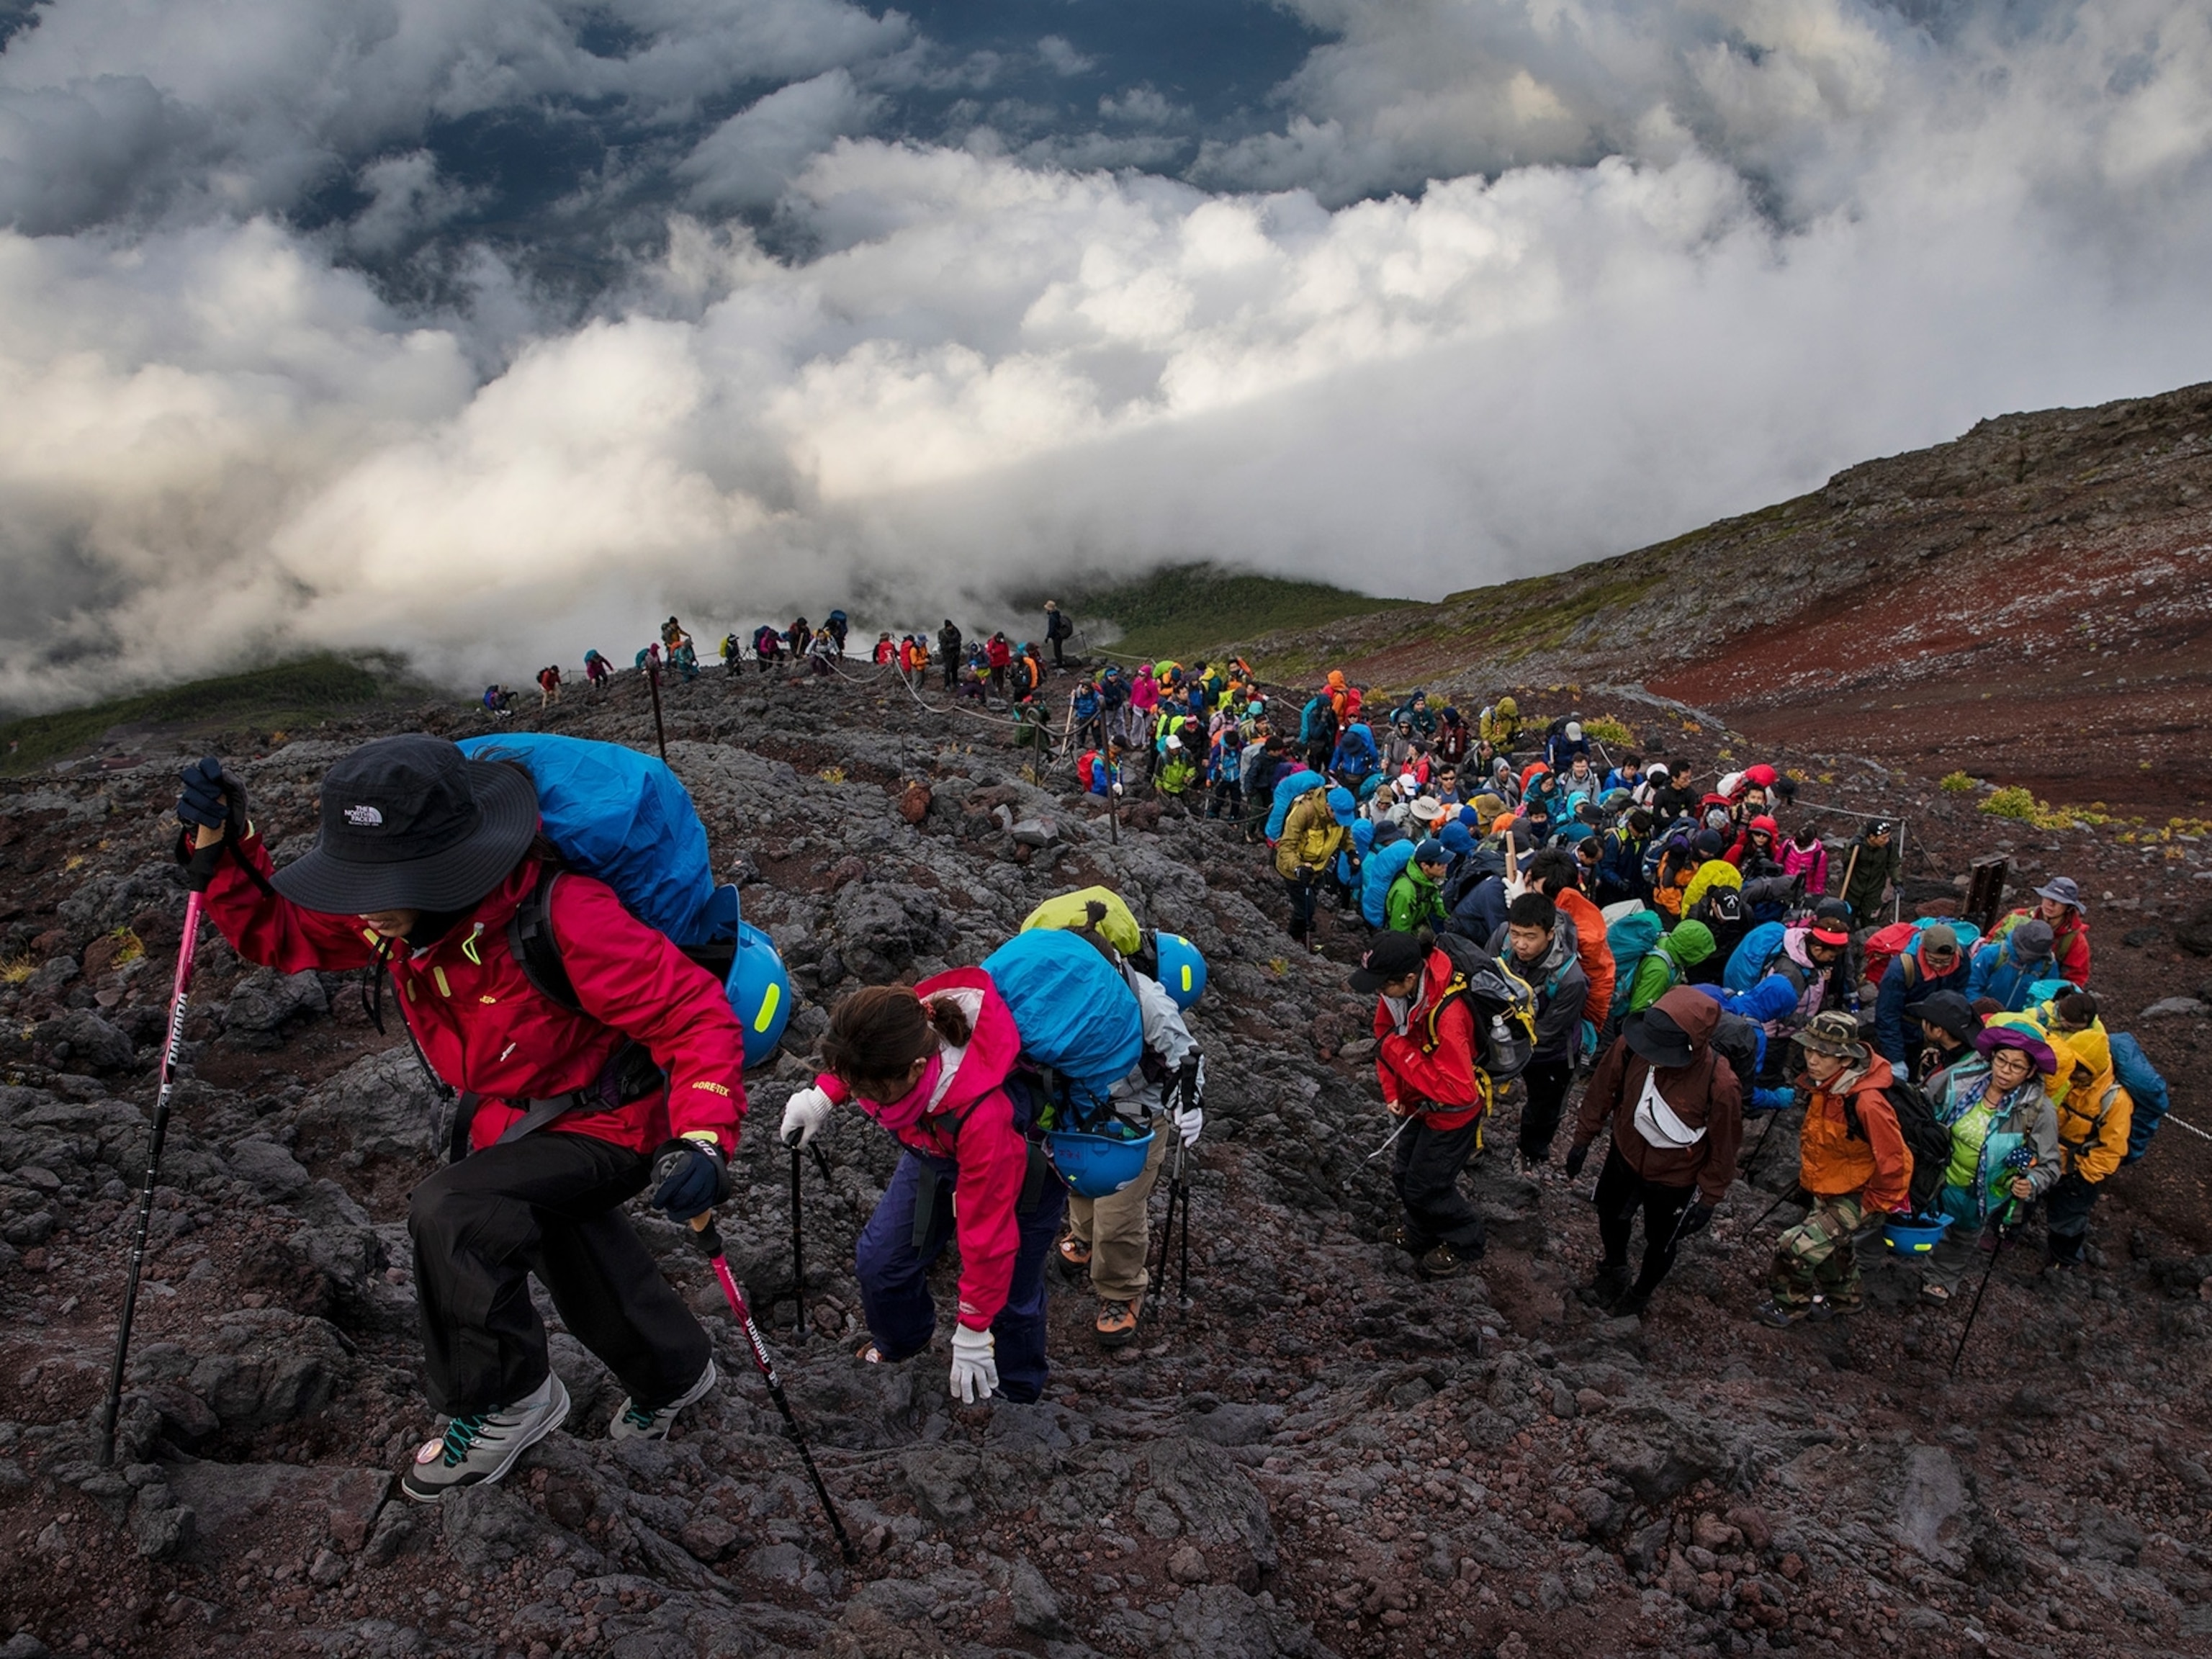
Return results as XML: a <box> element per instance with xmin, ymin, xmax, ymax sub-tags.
<box><xmin>145</xmin><ymin>613</ymin><xmax>2182</xmax><ymax>1524</ymax></box>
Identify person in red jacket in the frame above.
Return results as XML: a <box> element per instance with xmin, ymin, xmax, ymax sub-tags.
<box><xmin>175</xmin><ymin>737</ymin><xmax>748</xmax><ymax>1501</ymax></box>
<box><xmin>777</xmin><ymin>976</ymin><xmax>1064</xmax><ymax>1404</ymax></box>
<box><xmin>984</xmin><ymin>632</ymin><xmax>1014</xmax><ymax>704</ymax></box>
<box><xmin>1354</xmin><ymin>930</ymin><xmax>1488</xmax><ymax>1279</ymax></box>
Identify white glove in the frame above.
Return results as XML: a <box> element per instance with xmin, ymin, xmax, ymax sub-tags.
<box><xmin>1111</xmin><ymin>783</ymin><xmax>1124</xmax><ymax>796</ymax></box>
<box><xmin>1172</xmin><ymin>1103</ymin><xmax>1204</xmax><ymax>1147</ymax></box>
<box><xmin>779</xmin><ymin>1086</ymin><xmax>832</xmax><ymax>1148</ymax></box>
<box><xmin>949</xmin><ymin>1324</ymin><xmax>998</xmax><ymax>1404</ymax></box>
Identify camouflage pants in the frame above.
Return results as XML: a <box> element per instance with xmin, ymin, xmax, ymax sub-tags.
<box><xmin>1768</xmin><ymin>1194</ymin><xmax>1865</xmax><ymax>1310</ymax></box>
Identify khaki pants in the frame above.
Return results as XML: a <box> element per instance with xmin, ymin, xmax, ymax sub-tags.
<box><xmin>1064</xmin><ymin>1130</ymin><xmax>1169</xmax><ymax>1301</ymax></box>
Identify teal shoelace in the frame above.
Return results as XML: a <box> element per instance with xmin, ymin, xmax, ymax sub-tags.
<box><xmin>441</xmin><ymin>1413</ymin><xmax>490</xmax><ymax>1466</ymax></box>
<box><xmin>621</xmin><ymin>1403</ymin><xmax>658</xmax><ymax>1433</ymax></box>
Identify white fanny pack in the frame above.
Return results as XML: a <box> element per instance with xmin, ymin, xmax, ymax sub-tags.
<box><xmin>1632</xmin><ymin>1066</ymin><xmax>1707</xmax><ymax>1150</ymax></box>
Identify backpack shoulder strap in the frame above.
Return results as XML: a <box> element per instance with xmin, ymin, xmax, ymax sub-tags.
<box><xmin>507</xmin><ymin>866</ymin><xmax>580</xmax><ymax>1012</ymax></box>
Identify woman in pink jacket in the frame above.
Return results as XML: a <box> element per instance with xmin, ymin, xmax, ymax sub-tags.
<box><xmin>777</xmin><ymin>975</ymin><xmax>1061</xmax><ymax>1403</ymax></box>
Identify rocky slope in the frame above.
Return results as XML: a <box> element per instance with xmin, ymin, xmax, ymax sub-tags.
<box><xmin>1237</xmin><ymin>380</ymin><xmax>2212</xmax><ymax>817</ymax></box>
<box><xmin>2</xmin><ymin>657</ymin><xmax>2211</xmax><ymax>1659</ymax></box>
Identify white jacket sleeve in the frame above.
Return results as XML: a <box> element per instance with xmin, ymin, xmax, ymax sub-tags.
<box><xmin>1108</xmin><ymin>970</ymin><xmax>1205</xmax><ymax>1117</ymax></box>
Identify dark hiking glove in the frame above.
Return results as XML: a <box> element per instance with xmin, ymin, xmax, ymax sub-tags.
<box><xmin>1563</xmin><ymin>1142</ymin><xmax>1590</xmax><ymax>1180</ymax></box>
<box><xmin>1676</xmin><ymin>1202</ymin><xmax>1717</xmax><ymax>1241</ymax></box>
<box><xmin>650</xmin><ymin>1136</ymin><xmax>730</xmax><ymax>1222</ymax></box>
<box><xmin>178</xmin><ymin>756</ymin><xmax>247</xmax><ymax>837</ymax></box>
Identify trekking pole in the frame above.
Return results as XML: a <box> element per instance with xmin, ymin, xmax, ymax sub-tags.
<box><xmin>1751</xmin><ymin>1183</ymin><xmax>1807</xmax><ymax>1231</ymax></box>
<box><xmin>98</xmin><ymin>865</ymin><xmax>212</xmax><ymax>1467</ymax></box>
<box><xmin>1948</xmin><ymin>1198</ymin><xmax>2018</xmax><ymax>1378</ymax></box>
<box><xmin>647</xmin><ymin>659</ymin><xmax>670</xmax><ymax>763</ymax></box>
<box><xmin>1174</xmin><ymin>1137</ymin><xmax>1192</xmax><ymax>1310</ymax></box>
<box><xmin>689</xmin><ymin>1214</ymin><xmax>858</xmax><ymax>1562</ymax></box>
<box><xmin>784</xmin><ymin>1143</ymin><xmax>808</xmax><ymax>1341</ymax></box>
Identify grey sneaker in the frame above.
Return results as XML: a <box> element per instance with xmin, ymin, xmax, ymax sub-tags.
<box><xmin>609</xmin><ymin>1358</ymin><xmax>719</xmax><ymax>1442</ymax></box>
<box><xmin>401</xmin><ymin>1372</ymin><xmax>570</xmax><ymax>1502</ymax></box>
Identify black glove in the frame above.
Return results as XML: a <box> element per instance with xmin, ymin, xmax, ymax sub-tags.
<box><xmin>650</xmin><ymin>1138</ymin><xmax>730</xmax><ymax>1222</ymax></box>
<box><xmin>1563</xmin><ymin>1143</ymin><xmax>1590</xmax><ymax>1180</ymax></box>
<box><xmin>178</xmin><ymin>756</ymin><xmax>247</xmax><ymax>837</ymax></box>
<box><xmin>1676</xmin><ymin>1201</ymin><xmax>1717</xmax><ymax>1241</ymax></box>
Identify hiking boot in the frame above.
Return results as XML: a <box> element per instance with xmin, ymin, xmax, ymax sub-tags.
<box><xmin>608</xmin><ymin>1358</ymin><xmax>718</xmax><ymax>1442</ymax></box>
<box><xmin>401</xmin><ymin>1373</ymin><xmax>570</xmax><ymax>1502</ymax></box>
<box><xmin>1096</xmin><ymin>1296</ymin><xmax>1143</xmax><ymax>1347</ymax></box>
<box><xmin>1380</xmin><ymin>1222</ymin><xmax>1416</xmax><ymax>1251</ymax></box>
<box><xmin>1579</xmin><ymin>1264</ymin><xmax>1632</xmax><ymax>1310</ymax></box>
<box><xmin>1803</xmin><ymin>1297</ymin><xmax>1861</xmax><ymax>1324</ymax></box>
<box><xmin>1417</xmin><ymin>1244</ymin><xmax>1469</xmax><ymax>1280</ymax></box>
<box><xmin>1057</xmin><ymin>1233</ymin><xmax>1094</xmax><ymax>1281</ymax></box>
<box><xmin>1516</xmin><ymin>1152</ymin><xmax>1551</xmax><ymax>1182</ymax></box>
<box><xmin>1611</xmin><ymin>1286</ymin><xmax>1652</xmax><ymax>1319</ymax></box>
<box><xmin>1753</xmin><ymin>1298</ymin><xmax>1809</xmax><ymax>1328</ymax></box>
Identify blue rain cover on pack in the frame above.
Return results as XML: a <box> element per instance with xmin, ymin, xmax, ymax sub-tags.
<box><xmin>1361</xmin><ymin>840</ymin><xmax>1416</xmax><ymax>928</ymax></box>
<box><xmin>457</xmin><ymin>732</ymin><xmax>716</xmax><ymax>945</ymax></box>
<box><xmin>2112</xmin><ymin>1033</ymin><xmax>2170</xmax><ymax>1164</ymax></box>
<box><xmin>1724</xmin><ymin>921</ymin><xmax>1788</xmax><ymax>993</ymax></box>
<box><xmin>981</xmin><ymin>928</ymin><xmax>1144</xmax><ymax>1110</ymax></box>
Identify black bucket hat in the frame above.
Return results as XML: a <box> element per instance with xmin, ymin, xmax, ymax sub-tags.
<box><xmin>1349</xmin><ymin>930</ymin><xmax>1426</xmax><ymax>994</ymax></box>
<box><xmin>271</xmin><ymin>735</ymin><xmax>539</xmax><ymax>915</ymax></box>
<box><xmin>1623</xmin><ymin>1005</ymin><xmax>1696</xmax><ymax>1070</ymax></box>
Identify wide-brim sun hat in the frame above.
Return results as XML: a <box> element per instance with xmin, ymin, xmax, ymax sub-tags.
<box><xmin>1623</xmin><ymin>1007</ymin><xmax>1696</xmax><ymax>1069</ymax></box>
<box><xmin>272</xmin><ymin>734</ymin><xmax>539</xmax><ymax>916</ymax></box>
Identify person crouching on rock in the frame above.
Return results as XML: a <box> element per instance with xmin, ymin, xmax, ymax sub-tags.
<box><xmin>779</xmin><ymin>979</ymin><xmax>1066</xmax><ymax>1404</ymax></box>
<box><xmin>174</xmin><ymin>737</ymin><xmax>744</xmax><ymax>1501</ymax></box>
<box><xmin>1565</xmin><ymin>987</ymin><xmax>1743</xmax><ymax>1319</ymax></box>
<box><xmin>1353</xmin><ymin>929</ymin><xmax>1489</xmax><ymax>1280</ymax></box>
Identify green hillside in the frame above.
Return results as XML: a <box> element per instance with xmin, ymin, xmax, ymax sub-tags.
<box><xmin>1065</xmin><ymin>564</ymin><xmax>1419</xmax><ymax>663</ymax></box>
<box><xmin>1</xmin><ymin>655</ymin><xmax>400</xmax><ymax>775</ymax></box>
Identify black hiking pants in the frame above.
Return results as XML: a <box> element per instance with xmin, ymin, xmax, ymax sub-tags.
<box><xmin>1391</xmin><ymin>1115</ymin><xmax>1488</xmax><ymax>1256</ymax></box>
<box><xmin>1518</xmin><ymin>1059</ymin><xmax>1573</xmax><ymax>1160</ymax></box>
<box><xmin>1591</xmin><ymin>1143</ymin><xmax>1697</xmax><ymax>1298</ymax></box>
<box><xmin>2044</xmin><ymin>1171</ymin><xmax>2103</xmax><ymax>1264</ymax></box>
<box><xmin>409</xmin><ymin>1132</ymin><xmax>710</xmax><ymax>1417</ymax></box>
<box><xmin>1282</xmin><ymin>871</ymin><xmax>1321</xmax><ymax>941</ymax></box>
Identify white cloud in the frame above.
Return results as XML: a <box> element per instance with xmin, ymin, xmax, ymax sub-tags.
<box><xmin>1036</xmin><ymin>36</ymin><xmax>1096</xmax><ymax>78</ymax></box>
<box><xmin>4</xmin><ymin>0</ymin><xmax>2212</xmax><ymax>705</ymax></box>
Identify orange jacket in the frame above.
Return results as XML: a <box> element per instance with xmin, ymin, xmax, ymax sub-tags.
<box><xmin>1797</xmin><ymin>1056</ymin><xmax>1910</xmax><ymax>1212</ymax></box>
<box><xmin>1551</xmin><ymin>886</ymin><xmax>1615</xmax><ymax>1025</ymax></box>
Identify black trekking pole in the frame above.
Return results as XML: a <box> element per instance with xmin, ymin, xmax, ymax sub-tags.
<box><xmin>645</xmin><ymin>657</ymin><xmax>669</xmax><ymax>763</ymax></box>
<box><xmin>784</xmin><ymin>1144</ymin><xmax>808</xmax><ymax>1341</ymax></box>
<box><xmin>98</xmin><ymin>862</ymin><xmax>212</xmax><ymax>1467</ymax></box>
<box><xmin>690</xmin><ymin>1214</ymin><xmax>858</xmax><ymax>1562</ymax></box>
<box><xmin>1948</xmin><ymin>1198</ymin><xmax>2020</xmax><ymax>1379</ymax></box>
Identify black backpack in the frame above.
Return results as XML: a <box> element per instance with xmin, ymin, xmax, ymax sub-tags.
<box><xmin>1843</xmin><ymin>1080</ymin><xmax>1951</xmax><ymax>1216</ymax></box>
<box><xmin>1428</xmin><ymin>932</ymin><xmax>1538</xmax><ymax>1082</ymax></box>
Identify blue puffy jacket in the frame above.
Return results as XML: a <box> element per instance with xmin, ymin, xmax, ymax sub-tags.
<box><xmin>1331</xmin><ymin>723</ymin><xmax>1378</xmax><ymax>779</ymax></box>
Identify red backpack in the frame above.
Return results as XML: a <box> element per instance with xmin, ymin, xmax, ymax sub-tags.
<box><xmin>1860</xmin><ymin>921</ymin><xmax>1920</xmax><ymax>987</ymax></box>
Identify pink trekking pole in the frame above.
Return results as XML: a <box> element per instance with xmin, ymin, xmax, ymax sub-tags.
<box><xmin>96</xmin><ymin>881</ymin><xmax>209</xmax><ymax>1466</ymax></box>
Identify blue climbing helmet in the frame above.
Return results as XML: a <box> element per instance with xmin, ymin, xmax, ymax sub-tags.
<box><xmin>729</xmin><ymin>921</ymin><xmax>793</xmax><ymax>1066</ymax></box>
<box><xmin>1148</xmin><ymin>932</ymin><xmax>1206</xmax><ymax>1010</ymax></box>
<box><xmin>1044</xmin><ymin>1123</ymin><xmax>1156</xmax><ymax>1198</ymax></box>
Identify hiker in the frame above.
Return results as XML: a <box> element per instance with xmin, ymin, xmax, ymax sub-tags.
<box><xmin>1128</xmin><ymin>661</ymin><xmax>1159</xmax><ymax>741</ymax></box>
<box><xmin>536</xmin><ymin>665</ymin><xmax>562</xmax><ymax>707</ymax></box>
<box><xmin>1964</xmin><ymin>919</ymin><xmax>2057</xmax><ymax>1012</ymax></box>
<box><xmin>1436</xmin><ymin>705</ymin><xmax>1470</xmax><ymax>765</ymax></box>
<box><xmin>176</xmin><ymin>737</ymin><xmax>745</xmax><ymax>1497</ymax></box>
<box><xmin>1524</xmin><ymin>848</ymin><xmax>1616</xmax><ymax>1040</ymax></box>
<box><xmin>1276</xmin><ymin>785</ymin><xmax>1356</xmax><ymax>952</ymax></box>
<box><xmin>1486</xmin><ymin>892</ymin><xmax>1589</xmax><ymax>1174</ymax></box>
<box><xmin>1154</xmin><ymin>734</ymin><xmax>1199</xmax><ymax>809</ymax></box>
<box><xmin>1874</xmin><ymin>922</ymin><xmax>1969</xmax><ymax>1065</ymax></box>
<box><xmin>583</xmin><ymin>649</ymin><xmax>611</xmax><ymax>691</ymax></box>
<box><xmin>1594</xmin><ymin>809</ymin><xmax>1653</xmax><ymax>907</ymax></box>
<box><xmin>826</xmin><ymin>609</ymin><xmax>850</xmax><ymax>656</ymax></box>
<box><xmin>1919</xmin><ymin>1024</ymin><xmax>2062</xmax><ymax>1302</ymax></box>
<box><xmin>1604</xmin><ymin>753</ymin><xmax>1644</xmax><ymax>795</ymax></box>
<box><xmin>806</xmin><ymin>627</ymin><xmax>836</xmax><ymax>676</ymax></box>
<box><xmin>482</xmin><ymin>685</ymin><xmax>516</xmax><ymax>718</ymax></box>
<box><xmin>1753</xmin><ymin>1012</ymin><xmax>1910</xmax><ymax>1327</ymax></box>
<box><xmin>1206</xmin><ymin>719</ymin><xmax>1244</xmax><ymax>821</ymax></box>
<box><xmin>718</xmin><ymin>634</ymin><xmax>741</xmax><ymax>675</ymax></box>
<box><xmin>1840</xmin><ymin>820</ymin><xmax>1901</xmax><ymax>930</ymax></box>
<box><xmin>1565</xmin><ymin>989</ymin><xmax>1744</xmax><ymax>1318</ymax></box>
<box><xmin>1995</xmin><ymin>876</ymin><xmax>2092</xmax><ymax>987</ymax></box>
<box><xmin>1043</xmin><ymin>600</ymin><xmax>1073</xmax><ymax>667</ymax></box>
<box><xmin>1725</xmin><ymin>815</ymin><xmax>1783</xmax><ymax>876</ymax></box>
<box><xmin>1071</xmin><ymin>675</ymin><xmax>1105</xmax><ymax>750</ymax></box>
<box><xmin>1624</xmin><ymin>920</ymin><xmax>1715</xmax><ymax>1013</ymax></box>
<box><xmin>753</xmin><ymin>624</ymin><xmax>782</xmax><ymax>673</ymax></box>
<box><xmin>1056</xmin><ymin>934</ymin><xmax>1207</xmax><ymax>1344</ymax></box>
<box><xmin>1242</xmin><ymin>736</ymin><xmax>1290</xmax><ymax>842</ymax></box>
<box><xmin>781</xmin><ymin>977</ymin><xmax>1063</xmax><ymax>1403</ymax></box>
<box><xmin>984</xmin><ymin>632</ymin><xmax>1012</xmax><ymax>702</ymax></box>
<box><xmin>1780</xmin><ymin>825</ymin><xmax>1827</xmax><ymax>895</ymax></box>
<box><xmin>937</xmin><ymin>621</ymin><xmax>963</xmax><ymax>689</ymax></box>
<box><xmin>1385</xmin><ymin>838</ymin><xmax>1450</xmax><ymax>933</ymax></box>
<box><xmin>1903</xmin><ymin>990</ymin><xmax>1980</xmax><ymax>1087</ymax></box>
<box><xmin>873</xmin><ymin>632</ymin><xmax>896</xmax><ymax>666</ymax></box>
<box><xmin>1480</xmin><ymin>696</ymin><xmax>1521</xmax><ymax>752</ymax></box>
<box><xmin>2046</xmin><ymin>1025</ymin><xmax>2132</xmax><ymax>1269</ymax></box>
<box><xmin>1353</xmin><ymin>930</ymin><xmax>1491</xmax><ymax>1279</ymax></box>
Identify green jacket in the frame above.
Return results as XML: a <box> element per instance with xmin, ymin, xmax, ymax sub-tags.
<box><xmin>1157</xmin><ymin>753</ymin><xmax>1198</xmax><ymax>796</ymax></box>
<box><xmin>1385</xmin><ymin>865</ymin><xmax>1445</xmax><ymax>934</ymax></box>
<box><xmin>1627</xmin><ymin>941</ymin><xmax>1687</xmax><ymax>1012</ymax></box>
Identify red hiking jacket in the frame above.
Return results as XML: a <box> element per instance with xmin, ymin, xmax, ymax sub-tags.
<box><xmin>813</xmin><ymin>968</ymin><xmax>1030</xmax><ymax>1331</ymax></box>
<box><xmin>985</xmin><ymin>637</ymin><xmax>1012</xmax><ymax>670</ymax></box>
<box><xmin>200</xmin><ymin>834</ymin><xmax>747</xmax><ymax>1155</ymax></box>
<box><xmin>1373</xmin><ymin>947</ymin><xmax>1485</xmax><ymax>1132</ymax></box>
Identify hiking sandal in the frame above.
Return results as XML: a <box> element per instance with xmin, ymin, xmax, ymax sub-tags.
<box><xmin>855</xmin><ymin>1341</ymin><xmax>886</xmax><ymax>1364</ymax></box>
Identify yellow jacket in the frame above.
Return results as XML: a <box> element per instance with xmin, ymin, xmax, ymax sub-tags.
<box><xmin>2052</xmin><ymin>1026</ymin><xmax>2133</xmax><ymax>1184</ymax></box>
<box><xmin>1275</xmin><ymin>792</ymin><xmax>1346</xmax><ymax>879</ymax></box>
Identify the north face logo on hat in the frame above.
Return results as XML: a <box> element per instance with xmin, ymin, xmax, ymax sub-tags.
<box><xmin>345</xmin><ymin>804</ymin><xmax>385</xmax><ymax>827</ymax></box>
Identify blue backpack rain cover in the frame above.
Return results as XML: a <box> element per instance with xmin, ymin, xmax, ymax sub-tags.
<box><xmin>1605</xmin><ymin>909</ymin><xmax>1665</xmax><ymax>1020</ymax></box>
<box><xmin>1724</xmin><ymin>921</ymin><xmax>1788</xmax><ymax>993</ymax></box>
<box><xmin>981</xmin><ymin>929</ymin><xmax>1144</xmax><ymax>1118</ymax></box>
<box><xmin>2112</xmin><ymin>1033</ymin><xmax>2171</xmax><ymax>1164</ymax></box>
<box><xmin>457</xmin><ymin>733</ymin><xmax>789</xmax><ymax>1062</ymax></box>
<box><xmin>1362</xmin><ymin>840</ymin><xmax>1417</xmax><ymax>928</ymax></box>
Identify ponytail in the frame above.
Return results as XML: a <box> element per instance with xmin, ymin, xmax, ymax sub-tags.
<box><xmin>822</xmin><ymin>984</ymin><xmax>968</xmax><ymax>1089</ymax></box>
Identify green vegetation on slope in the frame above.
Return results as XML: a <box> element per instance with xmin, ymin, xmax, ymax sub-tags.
<box><xmin>1066</xmin><ymin>564</ymin><xmax>1419</xmax><ymax>663</ymax></box>
<box><xmin>1</xmin><ymin>656</ymin><xmax>393</xmax><ymax>775</ymax></box>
